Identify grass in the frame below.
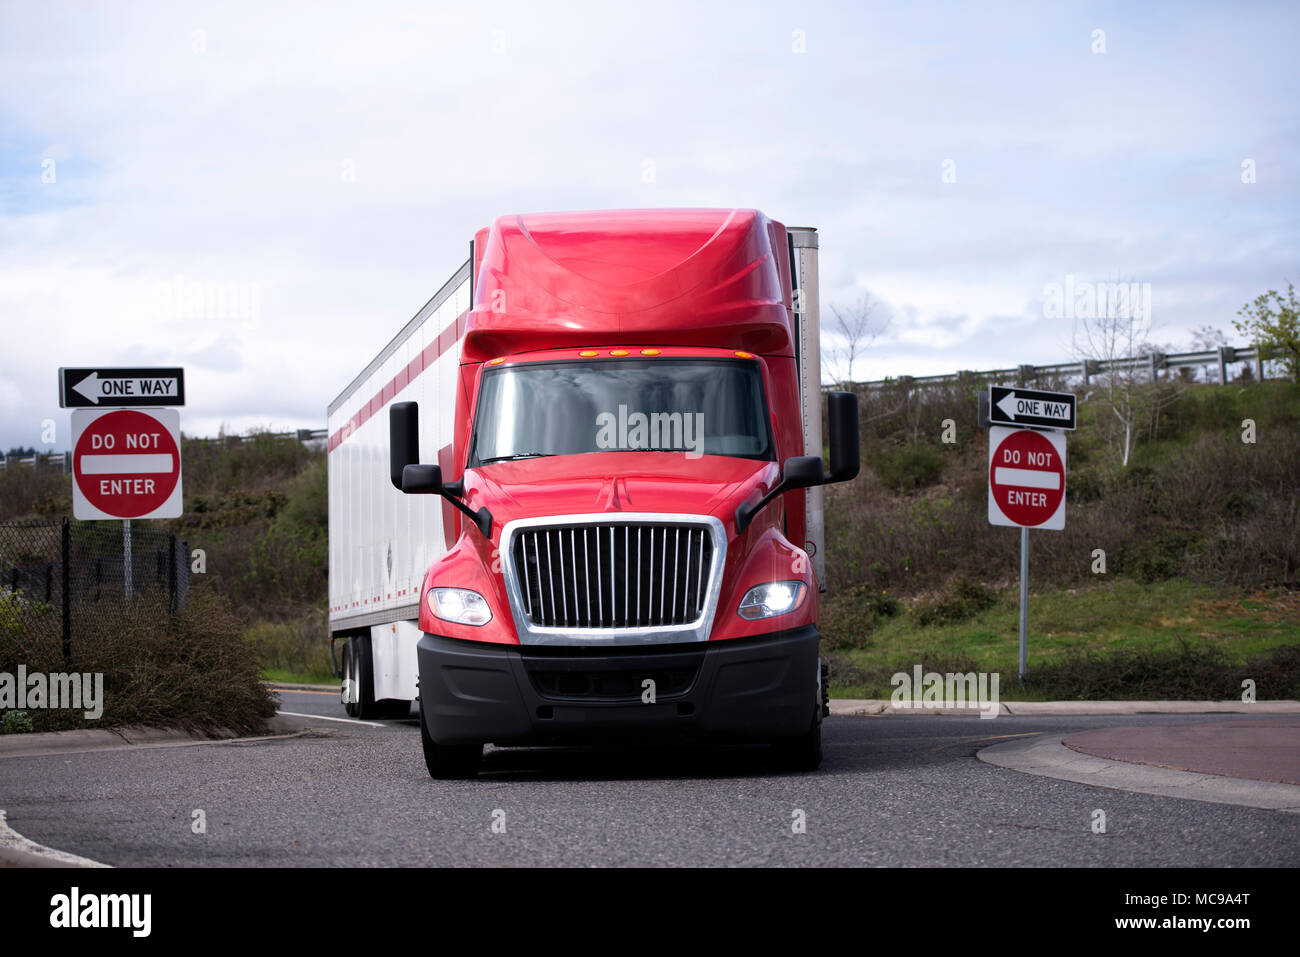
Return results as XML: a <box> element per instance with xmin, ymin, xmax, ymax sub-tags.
<box><xmin>262</xmin><ymin>667</ymin><xmax>336</xmax><ymax>686</ymax></box>
<box><xmin>826</xmin><ymin>579</ymin><xmax>1300</xmax><ymax>699</ymax></box>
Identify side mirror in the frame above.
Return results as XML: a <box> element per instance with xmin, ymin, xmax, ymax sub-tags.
<box><xmin>781</xmin><ymin>455</ymin><xmax>825</xmax><ymax>490</ymax></box>
<box><xmin>735</xmin><ymin>455</ymin><xmax>827</xmax><ymax>534</ymax></box>
<box><xmin>402</xmin><ymin>464</ymin><xmax>443</xmax><ymax>495</ymax></box>
<box><xmin>826</xmin><ymin>391</ymin><xmax>860</xmax><ymax>484</ymax></box>
<box><xmin>390</xmin><ymin>402</ymin><xmax>420</xmax><ymax>490</ymax></box>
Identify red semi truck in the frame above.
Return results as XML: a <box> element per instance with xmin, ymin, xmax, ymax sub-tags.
<box><xmin>328</xmin><ymin>208</ymin><xmax>858</xmax><ymax>777</ymax></box>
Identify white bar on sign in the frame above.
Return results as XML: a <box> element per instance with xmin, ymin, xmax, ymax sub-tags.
<box><xmin>81</xmin><ymin>453</ymin><xmax>173</xmax><ymax>475</ymax></box>
<box><xmin>994</xmin><ymin>467</ymin><xmax>1060</xmax><ymax>490</ymax></box>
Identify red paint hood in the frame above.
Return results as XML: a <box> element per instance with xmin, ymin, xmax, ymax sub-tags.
<box><xmin>463</xmin><ymin>452</ymin><xmax>777</xmax><ymax>528</ymax></box>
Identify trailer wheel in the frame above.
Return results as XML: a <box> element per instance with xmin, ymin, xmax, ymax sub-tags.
<box><xmin>352</xmin><ymin>633</ymin><xmax>382</xmax><ymax>720</ymax></box>
<box><xmin>341</xmin><ymin>639</ymin><xmax>359</xmax><ymax>718</ymax></box>
<box><xmin>418</xmin><ymin>697</ymin><xmax>481</xmax><ymax>779</ymax></box>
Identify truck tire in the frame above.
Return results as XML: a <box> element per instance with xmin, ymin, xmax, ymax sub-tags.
<box><xmin>418</xmin><ymin>696</ymin><xmax>481</xmax><ymax>779</ymax></box>
<box><xmin>341</xmin><ymin>639</ymin><xmax>359</xmax><ymax>718</ymax></box>
<box><xmin>771</xmin><ymin>708</ymin><xmax>823</xmax><ymax>772</ymax></box>
<box><xmin>353</xmin><ymin>634</ymin><xmax>380</xmax><ymax>720</ymax></box>
<box><xmin>345</xmin><ymin>634</ymin><xmax>412</xmax><ymax>720</ymax></box>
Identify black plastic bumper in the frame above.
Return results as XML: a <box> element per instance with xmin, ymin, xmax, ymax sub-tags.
<box><xmin>417</xmin><ymin>626</ymin><xmax>820</xmax><ymax>746</ymax></box>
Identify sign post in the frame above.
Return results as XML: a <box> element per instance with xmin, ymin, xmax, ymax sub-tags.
<box><xmin>124</xmin><ymin>519</ymin><xmax>133</xmax><ymax>602</ymax></box>
<box><xmin>986</xmin><ymin>390</ymin><xmax>1071</xmax><ymax>685</ymax></box>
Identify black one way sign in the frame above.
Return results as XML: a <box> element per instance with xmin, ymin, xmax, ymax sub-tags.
<box><xmin>988</xmin><ymin>385</ymin><xmax>1076</xmax><ymax>431</ymax></box>
<box><xmin>59</xmin><ymin>367</ymin><xmax>186</xmax><ymax>408</ymax></box>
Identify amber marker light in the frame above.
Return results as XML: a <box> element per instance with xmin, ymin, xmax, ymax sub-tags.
<box><xmin>640</xmin><ymin>349</ymin><xmax>661</xmax><ymax>356</ymax></box>
<box><xmin>487</xmin><ymin>357</ymin><xmax>506</xmax><ymax>365</ymax></box>
<box><xmin>610</xmin><ymin>349</ymin><xmax>629</xmax><ymax>356</ymax></box>
<box><xmin>735</xmin><ymin>351</ymin><xmax>754</xmax><ymax>359</ymax></box>
<box><xmin>579</xmin><ymin>350</ymin><xmax>598</xmax><ymax>357</ymax></box>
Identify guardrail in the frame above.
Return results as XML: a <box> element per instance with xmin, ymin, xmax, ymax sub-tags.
<box><xmin>0</xmin><ymin>428</ymin><xmax>328</xmax><ymax>473</ymax></box>
<box><xmin>837</xmin><ymin>345</ymin><xmax>1264</xmax><ymax>390</ymax></box>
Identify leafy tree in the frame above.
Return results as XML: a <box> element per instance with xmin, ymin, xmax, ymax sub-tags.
<box><xmin>1234</xmin><ymin>283</ymin><xmax>1299</xmax><ymax>380</ymax></box>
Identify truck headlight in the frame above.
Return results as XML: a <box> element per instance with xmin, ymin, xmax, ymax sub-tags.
<box><xmin>427</xmin><ymin>587</ymin><xmax>492</xmax><ymax>626</ymax></box>
<box><xmin>737</xmin><ymin>581</ymin><xmax>807</xmax><ymax>620</ymax></box>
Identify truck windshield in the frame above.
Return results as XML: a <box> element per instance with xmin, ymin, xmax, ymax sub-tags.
<box><xmin>470</xmin><ymin>358</ymin><xmax>774</xmax><ymax>465</ymax></box>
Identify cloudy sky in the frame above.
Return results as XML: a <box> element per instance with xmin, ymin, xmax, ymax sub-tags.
<box><xmin>2</xmin><ymin>0</ymin><xmax>1296</xmax><ymax>449</ymax></box>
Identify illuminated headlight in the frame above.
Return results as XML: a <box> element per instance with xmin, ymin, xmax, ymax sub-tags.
<box><xmin>427</xmin><ymin>588</ymin><xmax>492</xmax><ymax>626</ymax></box>
<box><xmin>737</xmin><ymin>581</ymin><xmax>807</xmax><ymax>620</ymax></box>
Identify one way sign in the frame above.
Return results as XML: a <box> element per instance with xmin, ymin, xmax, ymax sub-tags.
<box><xmin>988</xmin><ymin>385</ymin><xmax>1075</xmax><ymax>431</ymax></box>
<box><xmin>59</xmin><ymin>368</ymin><xmax>186</xmax><ymax>408</ymax></box>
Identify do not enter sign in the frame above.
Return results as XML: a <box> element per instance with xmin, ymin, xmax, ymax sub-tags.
<box><xmin>72</xmin><ymin>408</ymin><xmax>183</xmax><ymax>520</ymax></box>
<box><xmin>988</xmin><ymin>425</ymin><xmax>1066</xmax><ymax>530</ymax></box>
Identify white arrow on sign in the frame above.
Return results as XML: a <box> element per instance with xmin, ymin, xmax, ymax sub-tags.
<box><xmin>72</xmin><ymin>372</ymin><xmax>179</xmax><ymax>405</ymax></box>
<box><xmin>996</xmin><ymin>390</ymin><xmax>1071</xmax><ymax>424</ymax></box>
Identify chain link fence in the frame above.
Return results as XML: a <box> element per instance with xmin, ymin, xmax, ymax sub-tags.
<box><xmin>0</xmin><ymin>519</ymin><xmax>189</xmax><ymax>663</ymax></box>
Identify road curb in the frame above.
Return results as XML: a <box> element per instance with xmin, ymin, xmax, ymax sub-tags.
<box><xmin>828</xmin><ymin>699</ymin><xmax>1300</xmax><ymax>717</ymax></box>
<box><xmin>0</xmin><ymin>715</ymin><xmax>308</xmax><ymax>759</ymax></box>
<box><xmin>268</xmin><ymin>682</ymin><xmax>338</xmax><ymax>692</ymax></box>
<box><xmin>977</xmin><ymin>733</ymin><xmax>1300</xmax><ymax>812</ymax></box>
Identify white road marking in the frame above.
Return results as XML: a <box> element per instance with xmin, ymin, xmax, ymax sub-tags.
<box><xmin>277</xmin><ymin>710</ymin><xmax>384</xmax><ymax>728</ymax></box>
<box><xmin>0</xmin><ymin>809</ymin><xmax>110</xmax><ymax>867</ymax></box>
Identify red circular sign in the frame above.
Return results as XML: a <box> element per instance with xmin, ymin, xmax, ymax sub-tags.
<box><xmin>989</xmin><ymin>429</ymin><xmax>1064</xmax><ymax>527</ymax></box>
<box><xmin>74</xmin><ymin>410</ymin><xmax>180</xmax><ymax>518</ymax></box>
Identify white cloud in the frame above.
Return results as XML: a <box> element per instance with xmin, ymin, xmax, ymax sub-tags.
<box><xmin>0</xmin><ymin>1</ymin><xmax>1296</xmax><ymax>447</ymax></box>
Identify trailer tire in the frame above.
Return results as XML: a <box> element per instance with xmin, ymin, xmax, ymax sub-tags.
<box><xmin>353</xmin><ymin>634</ymin><xmax>380</xmax><ymax>720</ymax></box>
<box><xmin>378</xmin><ymin>699</ymin><xmax>412</xmax><ymax>720</ymax></box>
<box><xmin>341</xmin><ymin>639</ymin><xmax>359</xmax><ymax>718</ymax></box>
<box><xmin>418</xmin><ymin>697</ymin><xmax>481</xmax><ymax>779</ymax></box>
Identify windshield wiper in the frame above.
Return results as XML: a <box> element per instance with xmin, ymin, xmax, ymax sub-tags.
<box><xmin>478</xmin><ymin>452</ymin><xmax>556</xmax><ymax>464</ymax></box>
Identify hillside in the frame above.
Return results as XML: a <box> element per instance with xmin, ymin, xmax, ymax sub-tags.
<box><xmin>2</xmin><ymin>378</ymin><xmax>1296</xmax><ymax>694</ymax></box>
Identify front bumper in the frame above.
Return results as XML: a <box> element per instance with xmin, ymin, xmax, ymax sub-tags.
<box><xmin>416</xmin><ymin>626</ymin><xmax>820</xmax><ymax>746</ymax></box>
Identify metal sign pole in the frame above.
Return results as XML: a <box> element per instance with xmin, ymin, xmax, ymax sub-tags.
<box><xmin>123</xmin><ymin>518</ymin><xmax>133</xmax><ymax>602</ymax></box>
<box><xmin>1019</xmin><ymin>525</ymin><xmax>1028</xmax><ymax>686</ymax></box>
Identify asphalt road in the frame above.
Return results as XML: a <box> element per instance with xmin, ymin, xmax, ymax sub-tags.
<box><xmin>0</xmin><ymin>689</ymin><xmax>1296</xmax><ymax>866</ymax></box>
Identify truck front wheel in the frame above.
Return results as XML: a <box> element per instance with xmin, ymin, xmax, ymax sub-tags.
<box><xmin>771</xmin><ymin>710</ymin><xmax>823</xmax><ymax>772</ymax></box>
<box><xmin>418</xmin><ymin>698</ymin><xmax>482</xmax><ymax>779</ymax></box>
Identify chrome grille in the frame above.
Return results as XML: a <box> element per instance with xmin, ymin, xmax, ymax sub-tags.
<box><xmin>511</xmin><ymin>521</ymin><xmax>715</xmax><ymax>629</ymax></box>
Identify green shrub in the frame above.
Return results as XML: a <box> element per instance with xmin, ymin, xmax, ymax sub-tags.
<box><xmin>1025</xmin><ymin>640</ymin><xmax>1300</xmax><ymax>699</ymax></box>
<box><xmin>244</xmin><ymin>613</ymin><xmax>332</xmax><ymax>682</ymax></box>
<box><xmin>0</xmin><ymin>582</ymin><xmax>277</xmax><ymax>733</ymax></box>
<box><xmin>912</xmin><ymin>578</ymin><xmax>998</xmax><ymax>627</ymax></box>
<box><xmin>873</xmin><ymin>442</ymin><xmax>946</xmax><ymax>492</ymax></box>
<box><xmin>1</xmin><ymin>710</ymin><xmax>34</xmax><ymax>734</ymax></box>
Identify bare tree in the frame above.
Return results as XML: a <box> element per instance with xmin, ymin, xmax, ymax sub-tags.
<box><xmin>1190</xmin><ymin>324</ymin><xmax>1228</xmax><ymax>382</ymax></box>
<box><xmin>821</xmin><ymin>292</ymin><xmax>889</xmax><ymax>387</ymax></box>
<box><xmin>1069</xmin><ymin>277</ymin><xmax>1178</xmax><ymax>467</ymax></box>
